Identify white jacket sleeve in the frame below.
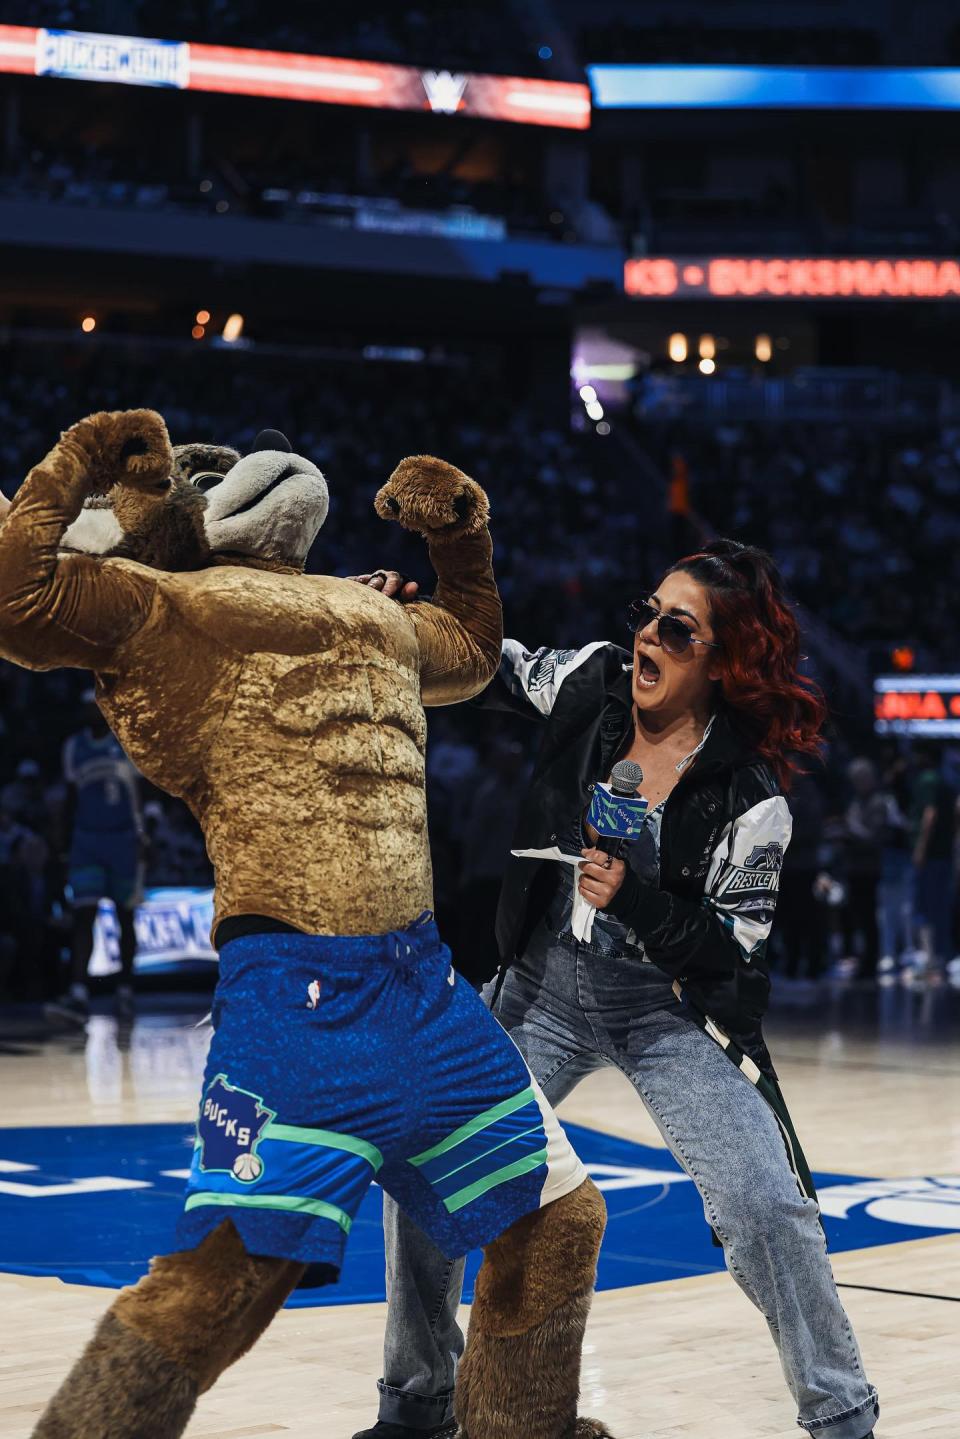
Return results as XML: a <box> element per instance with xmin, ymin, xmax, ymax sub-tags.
<box><xmin>704</xmin><ymin>795</ymin><xmax>794</xmax><ymax>961</ymax></box>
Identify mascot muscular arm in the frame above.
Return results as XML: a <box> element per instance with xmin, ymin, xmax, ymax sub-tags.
<box><xmin>0</xmin><ymin>410</ymin><xmax>171</xmax><ymax>668</ymax></box>
<box><xmin>375</xmin><ymin>455</ymin><xmax>502</xmax><ymax>704</ymax></box>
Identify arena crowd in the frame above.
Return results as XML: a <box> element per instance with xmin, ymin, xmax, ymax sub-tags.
<box><xmin>0</xmin><ymin>340</ymin><xmax>956</xmax><ymax>1001</ymax></box>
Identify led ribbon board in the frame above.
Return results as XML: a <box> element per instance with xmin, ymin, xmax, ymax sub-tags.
<box><xmin>590</xmin><ymin>64</ymin><xmax>960</xmax><ymax>111</ymax></box>
<box><xmin>624</xmin><ymin>256</ymin><xmax>960</xmax><ymax>300</ymax></box>
<box><xmin>0</xmin><ymin>24</ymin><xmax>590</xmax><ymax>128</ymax></box>
<box><xmin>874</xmin><ymin>676</ymin><xmax>960</xmax><ymax>738</ymax></box>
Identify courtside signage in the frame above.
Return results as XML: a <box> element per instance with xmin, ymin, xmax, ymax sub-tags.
<box><xmin>90</xmin><ymin>887</ymin><xmax>216</xmax><ymax>976</ymax></box>
<box><xmin>625</xmin><ymin>256</ymin><xmax>960</xmax><ymax>300</ymax></box>
<box><xmin>0</xmin><ymin>24</ymin><xmax>590</xmax><ymax>128</ymax></box>
<box><xmin>874</xmin><ymin>675</ymin><xmax>960</xmax><ymax>737</ymax></box>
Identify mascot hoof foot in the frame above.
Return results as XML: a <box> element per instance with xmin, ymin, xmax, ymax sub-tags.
<box><xmin>68</xmin><ymin>409</ymin><xmax>174</xmax><ymax>494</ymax></box>
<box><xmin>375</xmin><ymin>456</ymin><xmax>489</xmax><ymax>541</ymax></box>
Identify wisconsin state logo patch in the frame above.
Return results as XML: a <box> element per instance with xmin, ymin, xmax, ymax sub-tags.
<box><xmin>197</xmin><ymin>1074</ymin><xmax>275</xmax><ymax>1183</ymax></box>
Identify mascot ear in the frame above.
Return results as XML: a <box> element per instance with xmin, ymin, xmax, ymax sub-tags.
<box><xmin>172</xmin><ymin>443</ymin><xmax>241</xmax><ymax>485</ymax></box>
<box><xmin>252</xmin><ymin>429</ymin><xmax>292</xmax><ymax>453</ymax></box>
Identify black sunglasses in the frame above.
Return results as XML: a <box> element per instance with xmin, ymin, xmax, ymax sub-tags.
<box><xmin>627</xmin><ymin>599</ymin><xmax>720</xmax><ymax>656</ymax></box>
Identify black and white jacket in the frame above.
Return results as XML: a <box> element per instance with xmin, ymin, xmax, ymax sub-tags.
<box><xmin>479</xmin><ymin>638</ymin><xmax>795</xmax><ymax>1082</ymax></box>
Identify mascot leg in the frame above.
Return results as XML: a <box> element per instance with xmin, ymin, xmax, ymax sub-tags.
<box><xmin>454</xmin><ymin>1177</ymin><xmax>614</xmax><ymax>1439</ymax></box>
<box><xmin>32</xmin><ymin>1220</ymin><xmax>307</xmax><ymax>1439</ymax></box>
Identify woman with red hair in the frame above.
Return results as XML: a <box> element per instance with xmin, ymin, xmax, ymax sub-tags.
<box><xmin>352</xmin><ymin>539</ymin><xmax>878</xmax><ymax>1439</ymax></box>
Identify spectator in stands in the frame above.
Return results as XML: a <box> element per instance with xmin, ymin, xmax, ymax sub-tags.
<box><xmin>46</xmin><ymin>692</ymin><xmax>144</xmax><ymax>1024</ymax></box>
<box><xmin>776</xmin><ymin>772</ymin><xmax>826</xmax><ymax>980</ymax></box>
<box><xmin>143</xmin><ymin>801</ymin><xmax>209</xmax><ymax>887</ymax></box>
<box><xmin>0</xmin><ymin>804</ymin><xmax>52</xmax><ymax>998</ymax></box>
<box><xmin>876</xmin><ymin>743</ymin><xmax>912</xmax><ymax>976</ymax></box>
<box><xmin>0</xmin><ymin>806</ymin><xmax>25</xmax><ymax>993</ymax></box>
<box><xmin>0</xmin><ymin>758</ymin><xmax>50</xmax><ymax>836</ymax></box>
<box><xmin>908</xmin><ymin>742</ymin><xmax>958</xmax><ymax>978</ymax></box>
<box><xmin>841</xmin><ymin>758</ymin><xmax>886</xmax><ymax>981</ymax></box>
<box><xmin>0</xmin><ymin>805</ymin><xmax>31</xmax><ymax>868</ymax></box>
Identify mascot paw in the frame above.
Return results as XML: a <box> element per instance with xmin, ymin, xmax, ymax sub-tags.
<box><xmin>67</xmin><ymin>409</ymin><xmax>174</xmax><ymax>494</ymax></box>
<box><xmin>375</xmin><ymin>455</ymin><xmax>489</xmax><ymax>542</ymax></box>
<box><xmin>575</xmin><ymin>1420</ymin><xmax>618</xmax><ymax>1437</ymax></box>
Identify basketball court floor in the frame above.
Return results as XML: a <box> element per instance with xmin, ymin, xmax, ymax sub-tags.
<box><xmin>0</xmin><ymin>983</ymin><xmax>957</xmax><ymax>1438</ymax></box>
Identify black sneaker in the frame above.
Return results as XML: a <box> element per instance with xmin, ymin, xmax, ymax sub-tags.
<box><xmin>44</xmin><ymin>993</ymin><xmax>90</xmax><ymax>1026</ymax></box>
<box><xmin>350</xmin><ymin>1422</ymin><xmax>458</xmax><ymax>1439</ymax></box>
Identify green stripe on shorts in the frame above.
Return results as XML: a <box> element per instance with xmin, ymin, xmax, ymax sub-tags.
<box><xmin>184</xmin><ymin>1190</ymin><xmax>353</xmax><ymax>1235</ymax></box>
<box><xmin>444</xmin><ymin>1147</ymin><xmax>549</xmax><ymax>1214</ymax></box>
<box><xmin>263</xmin><ymin>1121</ymin><xmax>383</xmax><ymax>1172</ymax></box>
<box><xmin>407</xmin><ymin>1085</ymin><xmax>535</xmax><ymax>1168</ymax></box>
<box><xmin>433</xmin><ymin>1123</ymin><xmax>546</xmax><ymax>1186</ymax></box>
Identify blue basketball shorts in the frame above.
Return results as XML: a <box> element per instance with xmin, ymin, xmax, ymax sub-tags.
<box><xmin>67</xmin><ymin>830</ymin><xmax>143</xmax><ymax>909</ymax></box>
<box><xmin>176</xmin><ymin>913</ymin><xmax>586</xmax><ymax>1276</ymax></box>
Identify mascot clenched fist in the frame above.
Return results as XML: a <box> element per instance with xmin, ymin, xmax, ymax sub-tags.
<box><xmin>0</xmin><ymin>410</ymin><xmax>611</xmax><ymax>1439</ymax></box>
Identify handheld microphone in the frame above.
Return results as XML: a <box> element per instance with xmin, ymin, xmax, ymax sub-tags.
<box><xmin>609</xmin><ymin>759</ymin><xmax>644</xmax><ymax>799</ymax></box>
<box><xmin>593</xmin><ymin>760</ymin><xmax>645</xmax><ymax>859</ymax></box>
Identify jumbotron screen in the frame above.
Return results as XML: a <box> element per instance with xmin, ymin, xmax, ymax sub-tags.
<box><xmin>0</xmin><ymin>24</ymin><xmax>590</xmax><ymax>128</ymax></box>
<box><xmin>874</xmin><ymin>676</ymin><xmax>960</xmax><ymax>737</ymax></box>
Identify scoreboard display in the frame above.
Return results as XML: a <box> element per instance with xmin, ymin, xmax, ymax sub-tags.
<box><xmin>874</xmin><ymin>676</ymin><xmax>960</xmax><ymax>737</ymax></box>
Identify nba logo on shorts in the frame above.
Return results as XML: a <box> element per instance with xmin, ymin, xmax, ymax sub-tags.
<box><xmin>307</xmin><ymin>979</ymin><xmax>321</xmax><ymax>1009</ymax></box>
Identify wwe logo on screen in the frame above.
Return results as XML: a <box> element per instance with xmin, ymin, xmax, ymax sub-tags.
<box><xmin>421</xmin><ymin>70</ymin><xmax>469</xmax><ymax>114</ymax></box>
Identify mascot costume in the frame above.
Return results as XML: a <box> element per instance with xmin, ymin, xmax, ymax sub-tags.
<box><xmin>0</xmin><ymin>410</ymin><xmax>612</xmax><ymax>1439</ymax></box>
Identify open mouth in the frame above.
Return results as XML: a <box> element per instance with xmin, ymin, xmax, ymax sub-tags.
<box><xmin>225</xmin><ymin>465</ymin><xmax>301</xmax><ymax>519</ymax></box>
<box><xmin>637</xmin><ymin>654</ymin><xmax>661</xmax><ymax>687</ymax></box>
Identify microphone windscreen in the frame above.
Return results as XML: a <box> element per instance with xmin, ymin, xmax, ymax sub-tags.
<box><xmin>610</xmin><ymin>759</ymin><xmax>644</xmax><ymax>795</ymax></box>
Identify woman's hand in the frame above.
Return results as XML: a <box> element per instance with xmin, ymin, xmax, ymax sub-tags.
<box><xmin>345</xmin><ymin>570</ymin><xmax>420</xmax><ymax>601</ymax></box>
<box><xmin>578</xmin><ymin>847</ymin><xmax>627</xmax><ymax>909</ymax></box>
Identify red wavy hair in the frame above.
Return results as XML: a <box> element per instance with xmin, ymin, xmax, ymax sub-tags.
<box><xmin>666</xmin><ymin>539</ymin><xmax>826</xmax><ymax>790</ymax></box>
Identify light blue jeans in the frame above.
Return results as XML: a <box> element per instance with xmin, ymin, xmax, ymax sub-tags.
<box><xmin>376</xmin><ymin>900</ymin><xmax>879</xmax><ymax>1438</ymax></box>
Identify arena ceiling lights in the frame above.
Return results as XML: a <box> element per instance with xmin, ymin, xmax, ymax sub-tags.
<box><xmin>589</xmin><ymin>64</ymin><xmax>960</xmax><ymax>110</ymax></box>
<box><xmin>625</xmin><ymin>256</ymin><xmax>960</xmax><ymax>301</ymax></box>
<box><xmin>0</xmin><ymin>24</ymin><xmax>591</xmax><ymax>129</ymax></box>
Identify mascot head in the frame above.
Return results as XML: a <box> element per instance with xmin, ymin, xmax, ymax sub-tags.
<box><xmin>57</xmin><ymin>428</ymin><xmax>327</xmax><ymax>574</ymax></box>
<box><xmin>59</xmin><ymin>439</ymin><xmax>239</xmax><ymax>570</ymax></box>
<box><xmin>197</xmin><ymin>429</ymin><xmax>328</xmax><ymax>571</ymax></box>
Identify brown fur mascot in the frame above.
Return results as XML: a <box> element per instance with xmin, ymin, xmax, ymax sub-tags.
<box><xmin>0</xmin><ymin>410</ymin><xmax>612</xmax><ymax>1439</ymax></box>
